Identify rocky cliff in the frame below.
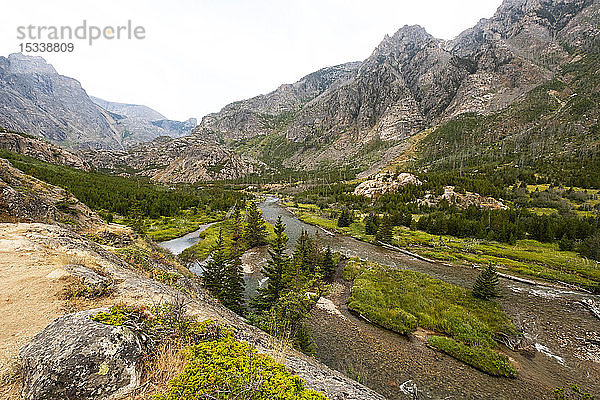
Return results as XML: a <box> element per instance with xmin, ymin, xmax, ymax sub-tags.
<box><xmin>184</xmin><ymin>0</ymin><xmax>599</xmax><ymax>170</ymax></box>
<box><xmin>0</xmin><ymin>54</ymin><xmax>123</xmax><ymax>149</ymax></box>
<box><xmin>0</xmin><ymin>54</ymin><xmax>196</xmax><ymax>150</ymax></box>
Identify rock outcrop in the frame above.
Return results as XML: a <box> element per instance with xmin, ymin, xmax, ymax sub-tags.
<box><xmin>0</xmin><ymin>158</ymin><xmax>103</xmax><ymax>229</ymax></box>
<box><xmin>0</xmin><ymin>131</ymin><xmax>90</xmax><ymax>170</ymax></box>
<box><xmin>418</xmin><ymin>186</ymin><xmax>507</xmax><ymax>210</ymax></box>
<box><xmin>20</xmin><ymin>308</ymin><xmax>144</xmax><ymax>400</ymax></box>
<box><xmin>82</xmin><ymin>135</ymin><xmax>266</xmax><ymax>183</ymax></box>
<box><xmin>353</xmin><ymin>172</ymin><xmax>422</xmax><ymax>198</ymax></box>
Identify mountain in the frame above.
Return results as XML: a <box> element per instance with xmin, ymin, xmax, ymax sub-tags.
<box><xmin>0</xmin><ymin>54</ymin><xmax>196</xmax><ymax>149</ymax></box>
<box><xmin>0</xmin><ymin>53</ymin><xmax>123</xmax><ymax>149</ymax></box>
<box><xmin>2</xmin><ymin>0</ymin><xmax>598</xmax><ymax>184</ymax></box>
<box><xmin>91</xmin><ymin>96</ymin><xmax>197</xmax><ymax>145</ymax></box>
<box><xmin>81</xmin><ymin>135</ymin><xmax>265</xmax><ymax>182</ymax></box>
<box><xmin>186</xmin><ymin>0</ymin><xmax>600</xmax><ymax>173</ymax></box>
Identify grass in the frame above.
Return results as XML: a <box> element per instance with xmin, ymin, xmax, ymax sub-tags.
<box><xmin>179</xmin><ymin>221</ymin><xmax>232</xmax><ymax>262</ymax></box>
<box><xmin>282</xmin><ymin>202</ymin><xmax>600</xmax><ymax>292</ymax></box>
<box><xmin>179</xmin><ymin>217</ymin><xmax>276</xmax><ymax>263</ymax></box>
<box><xmin>393</xmin><ymin>228</ymin><xmax>600</xmax><ymax>293</ymax></box>
<box><xmin>344</xmin><ymin>258</ymin><xmax>517</xmax><ymax>377</ymax></box>
<box><xmin>143</xmin><ymin>210</ymin><xmax>224</xmax><ymax>242</ymax></box>
<box><xmin>428</xmin><ymin>336</ymin><xmax>517</xmax><ymax>378</ymax></box>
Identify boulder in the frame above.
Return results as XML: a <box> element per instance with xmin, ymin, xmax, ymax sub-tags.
<box><xmin>20</xmin><ymin>308</ymin><xmax>144</xmax><ymax>400</ymax></box>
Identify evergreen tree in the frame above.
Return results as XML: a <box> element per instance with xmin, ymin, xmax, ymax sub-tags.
<box><xmin>337</xmin><ymin>207</ymin><xmax>353</xmax><ymax>228</ymax></box>
<box><xmin>376</xmin><ymin>215</ymin><xmax>393</xmax><ymax>244</ymax></box>
<box><xmin>290</xmin><ymin>230</ymin><xmax>314</xmax><ymax>280</ymax></box>
<box><xmin>243</xmin><ymin>201</ymin><xmax>268</xmax><ymax>248</ymax></box>
<box><xmin>472</xmin><ymin>263</ymin><xmax>501</xmax><ymax>300</ymax></box>
<box><xmin>127</xmin><ymin>201</ymin><xmax>145</xmax><ymax>235</ymax></box>
<box><xmin>364</xmin><ymin>213</ymin><xmax>379</xmax><ymax>235</ymax></box>
<box><xmin>222</xmin><ymin>249</ymin><xmax>246</xmax><ymax>314</ymax></box>
<box><xmin>320</xmin><ymin>246</ymin><xmax>336</xmax><ymax>279</ymax></box>
<box><xmin>231</xmin><ymin>206</ymin><xmax>243</xmax><ymax>244</ymax></box>
<box><xmin>202</xmin><ymin>229</ymin><xmax>228</xmax><ymax>298</ymax></box>
<box><xmin>252</xmin><ymin>216</ymin><xmax>289</xmax><ymax>312</ymax></box>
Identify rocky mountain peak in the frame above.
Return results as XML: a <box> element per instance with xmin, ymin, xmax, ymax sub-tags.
<box><xmin>6</xmin><ymin>53</ymin><xmax>57</xmax><ymax>75</ymax></box>
<box><xmin>373</xmin><ymin>25</ymin><xmax>436</xmax><ymax>56</ymax></box>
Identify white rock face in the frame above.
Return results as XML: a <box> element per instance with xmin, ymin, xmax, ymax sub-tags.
<box><xmin>353</xmin><ymin>172</ymin><xmax>422</xmax><ymax>198</ymax></box>
<box><xmin>418</xmin><ymin>186</ymin><xmax>507</xmax><ymax>210</ymax></box>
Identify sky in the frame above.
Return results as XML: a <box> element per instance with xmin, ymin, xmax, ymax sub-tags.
<box><xmin>0</xmin><ymin>0</ymin><xmax>503</xmax><ymax>122</ymax></box>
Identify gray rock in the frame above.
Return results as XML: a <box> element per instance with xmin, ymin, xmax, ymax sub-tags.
<box><xmin>66</xmin><ymin>265</ymin><xmax>112</xmax><ymax>297</ymax></box>
<box><xmin>20</xmin><ymin>308</ymin><xmax>144</xmax><ymax>400</ymax></box>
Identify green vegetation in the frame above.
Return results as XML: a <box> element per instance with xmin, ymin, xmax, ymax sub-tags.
<box><xmin>553</xmin><ymin>384</ymin><xmax>596</xmax><ymax>400</ymax></box>
<box><xmin>252</xmin><ymin>216</ymin><xmax>290</xmax><ymax>313</ymax></box>
<box><xmin>143</xmin><ymin>209</ymin><xmax>224</xmax><ymax>241</ymax></box>
<box><xmin>154</xmin><ymin>334</ymin><xmax>327</xmax><ymax>400</ymax></box>
<box><xmin>202</xmin><ymin>229</ymin><xmax>245</xmax><ymax>314</ymax></box>
<box><xmin>472</xmin><ymin>264</ymin><xmax>500</xmax><ymax>300</ymax></box>
<box><xmin>250</xmin><ymin>220</ymin><xmax>335</xmax><ymax>354</ymax></box>
<box><xmin>0</xmin><ymin>148</ymin><xmax>245</xmax><ymax>224</ymax></box>
<box><xmin>179</xmin><ymin>206</ymin><xmax>276</xmax><ymax>264</ymax></box>
<box><xmin>93</xmin><ymin>303</ymin><xmax>327</xmax><ymax>400</ymax></box>
<box><xmin>281</xmin><ymin>194</ymin><xmax>600</xmax><ymax>293</ymax></box>
<box><xmin>427</xmin><ymin>336</ymin><xmax>516</xmax><ymax>377</ymax></box>
<box><xmin>344</xmin><ymin>258</ymin><xmax>516</xmax><ymax>376</ymax></box>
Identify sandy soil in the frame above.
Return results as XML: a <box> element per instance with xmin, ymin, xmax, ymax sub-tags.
<box><xmin>0</xmin><ymin>226</ymin><xmax>68</xmax><ymax>398</ymax></box>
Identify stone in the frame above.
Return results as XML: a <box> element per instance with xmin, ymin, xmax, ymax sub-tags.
<box><xmin>353</xmin><ymin>172</ymin><xmax>422</xmax><ymax>198</ymax></box>
<box><xmin>19</xmin><ymin>308</ymin><xmax>144</xmax><ymax>400</ymax></box>
<box><xmin>66</xmin><ymin>264</ymin><xmax>112</xmax><ymax>297</ymax></box>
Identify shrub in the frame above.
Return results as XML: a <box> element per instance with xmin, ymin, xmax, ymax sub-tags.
<box><xmin>153</xmin><ymin>335</ymin><xmax>328</xmax><ymax>400</ymax></box>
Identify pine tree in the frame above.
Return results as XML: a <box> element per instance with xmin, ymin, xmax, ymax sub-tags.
<box><xmin>243</xmin><ymin>201</ymin><xmax>268</xmax><ymax>248</ymax></box>
<box><xmin>472</xmin><ymin>263</ymin><xmax>500</xmax><ymax>300</ymax></box>
<box><xmin>291</xmin><ymin>230</ymin><xmax>313</xmax><ymax>279</ymax></box>
<box><xmin>252</xmin><ymin>216</ymin><xmax>289</xmax><ymax>312</ymax></box>
<box><xmin>320</xmin><ymin>246</ymin><xmax>336</xmax><ymax>279</ymax></box>
<box><xmin>222</xmin><ymin>249</ymin><xmax>245</xmax><ymax>314</ymax></box>
<box><xmin>376</xmin><ymin>215</ymin><xmax>393</xmax><ymax>244</ymax></box>
<box><xmin>231</xmin><ymin>207</ymin><xmax>243</xmax><ymax>244</ymax></box>
<box><xmin>337</xmin><ymin>207</ymin><xmax>353</xmax><ymax>228</ymax></box>
<box><xmin>364</xmin><ymin>213</ymin><xmax>379</xmax><ymax>235</ymax></box>
<box><xmin>127</xmin><ymin>201</ymin><xmax>145</xmax><ymax>235</ymax></box>
<box><xmin>202</xmin><ymin>229</ymin><xmax>228</xmax><ymax>298</ymax></box>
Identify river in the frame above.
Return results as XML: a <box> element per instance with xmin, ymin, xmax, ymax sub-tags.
<box><xmin>258</xmin><ymin>197</ymin><xmax>600</xmax><ymax>400</ymax></box>
<box><xmin>161</xmin><ymin>198</ymin><xmax>600</xmax><ymax>399</ymax></box>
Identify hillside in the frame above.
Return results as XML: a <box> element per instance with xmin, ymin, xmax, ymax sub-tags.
<box><xmin>0</xmin><ymin>160</ymin><xmax>380</xmax><ymax>400</ymax></box>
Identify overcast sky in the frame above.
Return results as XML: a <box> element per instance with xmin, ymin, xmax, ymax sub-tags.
<box><xmin>0</xmin><ymin>0</ymin><xmax>502</xmax><ymax>121</ymax></box>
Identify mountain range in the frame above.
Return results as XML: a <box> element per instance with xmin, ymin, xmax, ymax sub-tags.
<box><xmin>0</xmin><ymin>0</ymin><xmax>599</xmax><ymax>183</ymax></box>
<box><xmin>0</xmin><ymin>53</ymin><xmax>196</xmax><ymax>149</ymax></box>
